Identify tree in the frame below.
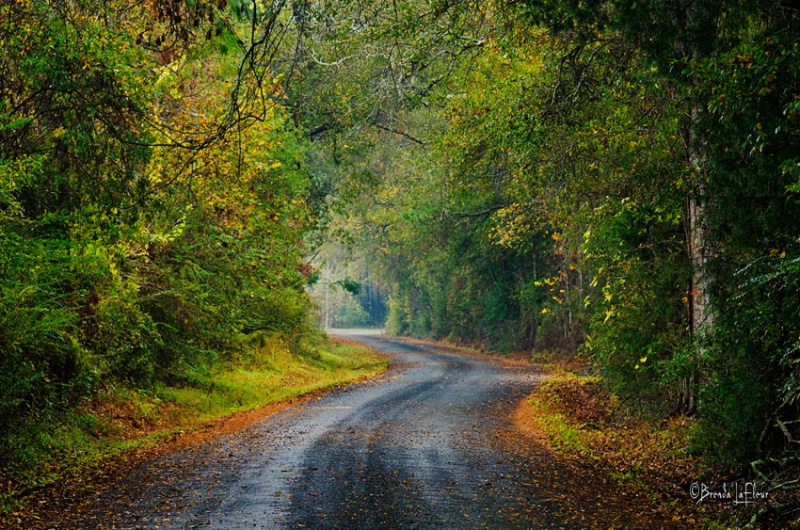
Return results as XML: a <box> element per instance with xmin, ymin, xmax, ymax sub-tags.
<box><xmin>0</xmin><ymin>0</ymin><xmax>315</xmax><ymax>455</ymax></box>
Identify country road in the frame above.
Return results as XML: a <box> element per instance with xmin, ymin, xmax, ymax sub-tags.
<box><xmin>51</xmin><ymin>332</ymin><xmax>689</xmax><ymax>529</ymax></box>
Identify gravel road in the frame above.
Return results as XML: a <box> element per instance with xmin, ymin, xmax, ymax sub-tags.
<box><xmin>59</xmin><ymin>332</ymin><xmax>688</xmax><ymax>529</ymax></box>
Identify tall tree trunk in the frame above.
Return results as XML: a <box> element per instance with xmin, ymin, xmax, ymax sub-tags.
<box><xmin>688</xmin><ymin>197</ymin><xmax>712</xmax><ymax>334</ymax></box>
<box><xmin>683</xmin><ymin>105</ymin><xmax>713</xmax><ymax>415</ymax></box>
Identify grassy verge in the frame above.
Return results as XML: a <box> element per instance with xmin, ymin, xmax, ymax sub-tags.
<box><xmin>0</xmin><ymin>334</ymin><xmax>388</xmax><ymax>520</ymax></box>
<box><xmin>522</xmin><ymin>366</ymin><xmax>726</xmax><ymax>528</ymax></box>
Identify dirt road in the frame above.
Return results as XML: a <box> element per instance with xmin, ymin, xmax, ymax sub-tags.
<box><xmin>52</xmin><ymin>333</ymin><xmax>688</xmax><ymax>529</ymax></box>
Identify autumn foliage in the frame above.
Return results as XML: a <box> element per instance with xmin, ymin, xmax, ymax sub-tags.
<box><xmin>0</xmin><ymin>0</ymin><xmax>312</xmax><ymax>470</ymax></box>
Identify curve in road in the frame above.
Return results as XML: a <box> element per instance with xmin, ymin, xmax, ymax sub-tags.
<box><xmin>57</xmin><ymin>333</ymin><xmax>688</xmax><ymax>529</ymax></box>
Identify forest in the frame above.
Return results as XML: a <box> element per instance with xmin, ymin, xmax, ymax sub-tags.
<box><xmin>2</xmin><ymin>0</ymin><xmax>800</xmax><ymax>511</ymax></box>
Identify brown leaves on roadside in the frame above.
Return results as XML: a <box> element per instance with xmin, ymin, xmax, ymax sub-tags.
<box><xmin>548</xmin><ymin>378</ymin><xmax>611</xmax><ymax>427</ymax></box>
<box><xmin>514</xmin><ymin>373</ymin><xmax>710</xmax><ymax>528</ymax></box>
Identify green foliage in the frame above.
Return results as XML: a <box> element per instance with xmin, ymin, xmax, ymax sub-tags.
<box><xmin>0</xmin><ymin>0</ymin><xmax>318</xmax><ymax>471</ymax></box>
<box><xmin>321</xmin><ymin>0</ymin><xmax>800</xmax><ymax>472</ymax></box>
<box><xmin>683</xmin><ymin>12</ymin><xmax>800</xmax><ymax>466</ymax></box>
<box><xmin>334</xmin><ymin>278</ymin><xmax>362</xmax><ymax>296</ymax></box>
<box><xmin>585</xmin><ymin>197</ymin><xmax>689</xmax><ymax>409</ymax></box>
<box><xmin>362</xmin><ymin>24</ymin><xmax>689</xmax><ymax>363</ymax></box>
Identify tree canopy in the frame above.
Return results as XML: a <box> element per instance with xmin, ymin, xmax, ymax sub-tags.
<box><xmin>312</xmin><ymin>0</ymin><xmax>800</xmax><ymax>472</ymax></box>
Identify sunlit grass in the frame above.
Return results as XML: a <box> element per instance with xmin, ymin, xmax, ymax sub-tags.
<box><xmin>154</xmin><ymin>339</ymin><xmax>387</xmax><ymax>424</ymax></box>
<box><xmin>526</xmin><ymin>378</ymin><xmax>595</xmax><ymax>457</ymax></box>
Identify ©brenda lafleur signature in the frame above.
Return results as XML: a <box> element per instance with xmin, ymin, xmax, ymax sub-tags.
<box><xmin>689</xmin><ymin>481</ymin><xmax>769</xmax><ymax>506</ymax></box>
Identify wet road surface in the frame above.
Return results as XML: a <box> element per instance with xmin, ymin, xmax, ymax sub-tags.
<box><xmin>62</xmin><ymin>333</ymin><xmax>688</xmax><ymax>529</ymax></box>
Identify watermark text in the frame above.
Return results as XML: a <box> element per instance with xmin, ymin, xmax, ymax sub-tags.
<box><xmin>689</xmin><ymin>481</ymin><xmax>769</xmax><ymax>506</ymax></box>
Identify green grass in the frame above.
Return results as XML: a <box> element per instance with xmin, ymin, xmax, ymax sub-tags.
<box><xmin>527</xmin><ymin>395</ymin><xmax>594</xmax><ymax>456</ymax></box>
<box><xmin>0</xmin><ymin>335</ymin><xmax>388</xmax><ymax>516</ymax></box>
<box><xmin>153</xmin><ymin>337</ymin><xmax>387</xmax><ymax>423</ymax></box>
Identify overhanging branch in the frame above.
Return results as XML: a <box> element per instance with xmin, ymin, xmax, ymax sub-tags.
<box><xmin>370</xmin><ymin>122</ymin><xmax>426</xmax><ymax>146</ymax></box>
